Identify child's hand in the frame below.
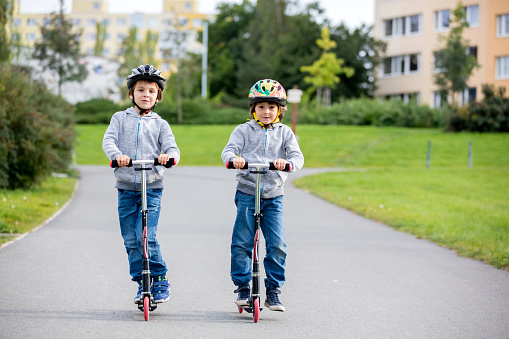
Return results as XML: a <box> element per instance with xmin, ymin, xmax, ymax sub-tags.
<box><xmin>273</xmin><ymin>158</ymin><xmax>287</xmax><ymax>171</ymax></box>
<box><xmin>116</xmin><ymin>155</ymin><xmax>130</xmax><ymax>167</ymax></box>
<box><xmin>233</xmin><ymin>157</ymin><xmax>246</xmax><ymax>170</ymax></box>
<box><xmin>158</xmin><ymin>154</ymin><xmax>172</xmax><ymax>166</ymax></box>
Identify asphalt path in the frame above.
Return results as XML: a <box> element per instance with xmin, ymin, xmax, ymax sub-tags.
<box><xmin>0</xmin><ymin>165</ymin><xmax>508</xmax><ymax>338</ymax></box>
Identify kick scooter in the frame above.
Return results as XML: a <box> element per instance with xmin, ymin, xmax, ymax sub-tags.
<box><xmin>227</xmin><ymin>160</ymin><xmax>291</xmax><ymax>323</ymax></box>
<box><xmin>111</xmin><ymin>157</ymin><xmax>175</xmax><ymax>321</ymax></box>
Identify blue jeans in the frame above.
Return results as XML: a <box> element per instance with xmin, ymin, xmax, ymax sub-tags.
<box><xmin>231</xmin><ymin>190</ymin><xmax>287</xmax><ymax>289</ymax></box>
<box><xmin>117</xmin><ymin>189</ymin><xmax>167</xmax><ymax>281</ymax></box>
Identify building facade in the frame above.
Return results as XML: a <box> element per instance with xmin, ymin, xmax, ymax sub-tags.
<box><xmin>374</xmin><ymin>0</ymin><xmax>509</xmax><ymax>107</ymax></box>
<box><xmin>11</xmin><ymin>0</ymin><xmax>212</xmax><ymax>75</ymax></box>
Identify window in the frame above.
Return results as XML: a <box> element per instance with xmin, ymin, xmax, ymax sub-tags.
<box><xmin>26</xmin><ymin>33</ymin><xmax>36</xmax><ymax>41</ymax></box>
<box><xmin>117</xmin><ymin>33</ymin><xmax>126</xmax><ymax>42</ymax></box>
<box><xmin>434</xmin><ymin>9</ymin><xmax>450</xmax><ymax>32</ymax></box>
<box><xmin>72</xmin><ymin>18</ymin><xmax>81</xmax><ymax>26</ymax></box>
<box><xmin>11</xmin><ymin>33</ymin><xmax>20</xmax><ymax>41</ymax></box>
<box><xmin>382</xmin><ymin>54</ymin><xmax>421</xmax><ymax>76</ymax></box>
<box><xmin>27</xmin><ymin>18</ymin><xmax>37</xmax><ymax>26</ymax></box>
<box><xmin>117</xmin><ymin>18</ymin><xmax>127</xmax><ymax>26</ymax></box>
<box><xmin>432</xmin><ymin>91</ymin><xmax>448</xmax><ymax>108</ymax></box>
<box><xmin>102</xmin><ymin>19</ymin><xmax>111</xmax><ymax>26</ymax></box>
<box><xmin>87</xmin><ymin>19</ymin><xmax>96</xmax><ymax>26</ymax></box>
<box><xmin>94</xmin><ymin>2</ymin><xmax>100</xmax><ymax>9</ymax></box>
<box><xmin>87</xmin><ymin>33</ymin><xmax>96</xmax><ymax>41</ymax></box>
<box><xmin>465</xmin><ymin>5</ymin><xmax>479</xmax><ymax>27</ymax></box>
<box><xmin>383</xmin><ymin>14</ymin><xmax>422</xmax><ymax>38</ymax></box>
<box><xmin>13</xmin><ymin>18</ymin><xmax>21</xmax><ymax>27</ymax></box>
<box><xmin>467</xmin><ymin>46</ymin><xmax>478</xmax><ymax>60</ymax></box>
<box><xmin>497</xmin><ymin>14</ymin><xmax>509</xmax><ymax>37</ymax></box>
<box><xmin>384</xmin><ymin>92</ymin><xmax>420</xmax><ymax>104</ymax></box>
<box><xmin>42</xmin><ymin>18</ymin><xmax>51</xmax><ymax>25</ymax></box>
<box><xmin>496</xmin><ymin>56</ymin><xmax>509</xmax><ymax>79</ymax></box>
<box><xmin>184</xmin><ymin>2</ymin><xmax>192</xmax><ymax>11</ymax></box>
<box><xmin>458</xmin><ymin>88</ymin><xmax>477</xmax><ymax>107</ymax></box>
<box><xmin>147</xmin><ymin>18</ymin><xmax>158</xmax><ymax>28</ymax></box>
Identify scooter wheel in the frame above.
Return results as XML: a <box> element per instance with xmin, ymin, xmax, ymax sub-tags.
<box><xmin>238</xmin><ymin>306</ymin><xmax>243</xmax><ymax>313</ymax></box>
<box><xmin>253</xmin><ymin>299</ymin><xmax>259</xmax><ymax>323</ymax></box>
<box><xmin>143</xmin><ymin>296</ymin><xmax>150</xmax><ymax>321</ymax></box>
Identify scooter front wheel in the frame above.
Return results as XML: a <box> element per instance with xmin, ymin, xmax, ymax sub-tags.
<box><xmin>253</xmin><ymin>298</ymin><xmax>259</xmax><ymax>323</ymax></box>
<box><xmin>143</xmin><ymin>296</ymin><xmax>150</xmax><ymax>321</ymax></box>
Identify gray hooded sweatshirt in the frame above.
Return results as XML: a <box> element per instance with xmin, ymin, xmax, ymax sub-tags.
<box><xmin>221</xmin><ymin>120</ymin><xmax>304</xmax><ymax>198</ymax></box>
<box><xmin>103</xmin><ymin>107</ymin><xmax>180</xmax><ymax>191</ymax></box>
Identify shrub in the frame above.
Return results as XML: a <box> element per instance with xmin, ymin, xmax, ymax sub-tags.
<box><xmin>298</xmin><ymin>98</ymin><xmax>446</xmax><ymax>128</ymax></box>
<box><xmin>447</xmin><ymin>84</ymin><xmax>509</xmax><ymax>132</ymax></box>
<box><xmin>75</xmin><ymin>98</ymin><xmax>124</xmax><ymax>124</ymax></box>
<box><xmin>0</xmin><ymin>65</ymin><xmax>75</xmax><ymax>189</ymax></box>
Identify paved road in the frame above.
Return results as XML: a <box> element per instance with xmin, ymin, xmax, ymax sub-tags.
<box><xmin>1</xmin><ymin>166</ymin><xmax>508</xmax><ymax>338</ymax></box>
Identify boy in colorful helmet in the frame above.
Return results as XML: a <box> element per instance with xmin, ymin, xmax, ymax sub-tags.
<box><xmin>221</xmin><ymin>79</ymin><xmax>304</xmax><ymax>311</ymax></box>
<box><xmin>102</xmin><ymin>65</ymin><xmax>180</xmax><ymax>304</ymax></box>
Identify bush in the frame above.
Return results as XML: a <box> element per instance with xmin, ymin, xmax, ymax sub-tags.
<box><xmin>156</xmin><ymin>97</ymin><xmax>247</xmax><ymax>125</ymax></box>
<box><xmin>298</xmin><ymin>98</ymin><xmax>446</xmax><ymax>128</ymax></box>
<box><xmin>0</xmin><ymin>65</ymin><xmax>75</xmax><ymax>189</ymax></box>
<box><xmin>447</xmin><ymin>84</ymin><xmax>509</xmax><ymax>132</ymax></box>
<box><xmin>75</xmin><ymin>98</ymin><xmax>124</xmax><ymax>124</ymax></box>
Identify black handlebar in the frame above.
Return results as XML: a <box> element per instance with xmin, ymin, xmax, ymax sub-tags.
<box><xmin>110</xmin><ymin>158</ymin><xmax>175</xmax><ymax>168</ymax></box>
<box><xmin>226</xmin><ymin>161</ymin><xmax>291</xmax><ymax>172</ymax></box>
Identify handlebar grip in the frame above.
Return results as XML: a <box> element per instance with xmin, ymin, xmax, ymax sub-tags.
<box><xmin>269</xmin><ymin>162</ymin><xmax>292</xmax><ymax>172</ymax></box>
<box><xmin>154</xmin><ymin>157</ymin><xmax>175</xmax><ymax>168</ymax></box>
<box><xmin>226</xmin><ymin>161</ymin><xmax>248</xmax><ymax>169</ymax></box>
<box><xmin>226</xmin><ymin>161</ymin><xmax>291</xmax><ymax>171</ymax></box>
<box><xmin>110</xmin><ymin>159</ymin><xmax>133</xmax><ymax>168</ymax></box>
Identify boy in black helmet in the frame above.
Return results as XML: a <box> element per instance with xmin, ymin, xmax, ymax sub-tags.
<box><xmin>103</xmin><ymin>64</ymin><xmax>180</xmax><ymax>304</ymax></box>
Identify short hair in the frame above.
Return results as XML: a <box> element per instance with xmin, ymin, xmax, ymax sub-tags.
<box><xmin>128</xmin><ymin>80</ymin><xmax>163</xmax><ymax>101</ymax></box>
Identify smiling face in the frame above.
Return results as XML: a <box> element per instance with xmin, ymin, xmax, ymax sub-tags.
<box><xmin>129</xmin><ymin>80</ymin><xmax>160</xmax><ymax>113</ymax></box>
<box><xmin>253</xmin><ymin>101</ymin><xmax>279</xmax><ymax>126</ymax></box>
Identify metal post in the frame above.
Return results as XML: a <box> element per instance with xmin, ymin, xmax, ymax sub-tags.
<box><xmin>201</xmin><ymin>21</ymin><xmax>208</xmax><ymax>99</ymax></box>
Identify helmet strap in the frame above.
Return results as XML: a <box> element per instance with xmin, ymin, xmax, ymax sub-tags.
<box><xmin>132</xmin><ymin>98</ymin><xmax>157</xmax><ymax>116</ymax></box>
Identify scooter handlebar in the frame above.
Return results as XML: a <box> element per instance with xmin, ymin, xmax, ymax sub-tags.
<box><xmin>226</xmin><ymin>161</ymin><xmax>291</xmax><ymax>172</ymax></box>
<box><xmin>110</xmin><ymin>158</ymin><xmax>175</xmax><ymax>168</ymax></box>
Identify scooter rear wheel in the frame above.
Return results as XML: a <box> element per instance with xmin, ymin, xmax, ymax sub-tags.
<box><xmin>143</xmin><ymin>296</ymin><xmax>150</xmax><ymax>321</ymax></box>
<box><xmin>253</xmin><ymin>299</ymin><xmax>259</xmax><ymax>323</ymax></box>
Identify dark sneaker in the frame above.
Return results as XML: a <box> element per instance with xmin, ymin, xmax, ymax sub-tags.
<box><xmin>152</xmin><ymin>276</ymin><xmax>170</xmax><ymax>303</ymax></box>
<box><xmin>134</xmin><ymin>281</ymin><xmax>143</xmax><ymax>304</ymax></box>
<box><xmin>264</xmin><ymin>288</ymin><xmax>285</xmax><ymax>312</ymax></box>
<box><xmin>234</xmin><ymin>285</ymin><xmax>250</xmax><ymax>306</ymax></box>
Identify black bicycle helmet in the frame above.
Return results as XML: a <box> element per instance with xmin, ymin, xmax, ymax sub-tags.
<box><xmin>126</xmin><ymin>64</ymin><xmax>166</xmax><ymax>91</ymax></box>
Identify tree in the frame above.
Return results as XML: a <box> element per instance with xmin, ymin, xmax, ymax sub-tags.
<box><xmin>139</xmin><ymin>30</ymin><xmax>159</xmax><ymax>66</ymax></box>
<box><xmin>207</xmin><ymin>0</ymin><xmax>255</xmax><ymax>99</ymax></box>
<box><xmin>32</xmin><ymin>0</ymin><xmax>87</xmax><ymax>96</ymax></box>
<box><xmin>300</xmin><ymin>27</ymin><xmax>354</xmax><ymax>106</ymax></box>
<box><xmin>330</xmin><ymin>23</ymin><xmax>386</xmax><ymax>99</ymax></box>
<box><xmin>434</xmin><ymin>2</ymin><xmax>480</xmax><ymax>105</ymax></box>
<box><xmin>118</xmin><ymin>27</ymin><xmax>142</xmax><ymax>101</ymax></box>
<box><xmin>0</xmin><ymin>0</ymin><xmax>13</xmax><ymax>63</ymax></box>
<box><xmin>94</xmin><ymin>21</ymin><xmax>107</xmax><ymax>56</ymax></box>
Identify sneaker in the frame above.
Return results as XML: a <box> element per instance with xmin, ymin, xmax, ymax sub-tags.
<box><xmin>234</xmin><ymin>285</ymin><xmax>250</xmax><ymax>306</ymax></box>
<box><xmin>264</xmin><ymin>288</ymin><xmax>285</xmax><ymax>312</ymax></box>
<box><xmin>134</xmin><ymin>281</ymin><xmax>143</xmax><ymax>304</ymax></box>
<box><xmin>152</xmin><ymin>276</ymin><xmax>170</xmax><ymax>303</ymax></box>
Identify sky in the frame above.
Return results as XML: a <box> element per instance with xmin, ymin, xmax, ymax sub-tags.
<box><xmin>18</xmin><ymin>0</ymin><xmax>375</xmax><ymax>30</ymax></box>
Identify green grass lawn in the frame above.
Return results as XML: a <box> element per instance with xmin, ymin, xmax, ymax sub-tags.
<box><xmin>0</xmin><ymin>176</ymin><xmax>76</xmax><ymax>246</ymax></box>
<box><xmin>4</xmin><ymin>124</ymin><xmax>508</xmax><ymax>271</ymax></box>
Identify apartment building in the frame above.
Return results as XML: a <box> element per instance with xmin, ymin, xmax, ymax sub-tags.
<box><xmin>374</xmin><ymin>0</ymin><xmax>509</xmax><ymax>107</ymax></box>
<box><xmin>11</xmin><ymin>0</ymin><xmax>212</xmax><ymax>74</ymax></box>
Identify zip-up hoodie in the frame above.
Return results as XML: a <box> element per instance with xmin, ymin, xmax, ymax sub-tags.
<box><xmin>221</xmin><ymin>120</ymin><xmax>304</xmax><ymax>198</ymax></box>
<box><xmin>103</xmin><ymin>107</ymin><xmax>180</xmax><ymax>191</ymax></box>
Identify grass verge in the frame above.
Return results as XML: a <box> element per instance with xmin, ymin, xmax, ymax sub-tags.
<box><xmin>0</xmin><ymin>176</ymin><xmax>76</xmax><ymax>247</ymax></box>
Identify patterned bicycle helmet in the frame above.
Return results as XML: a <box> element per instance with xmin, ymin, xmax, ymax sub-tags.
<box><xmin>248</xmin><ymin>79</ymin><xmax>287</xmax><ymax>106</ymax></box>
<box><xmin>126</xmin><ymin>64</ymin><xmax>166</xmax><ymax>90</ymax></box>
